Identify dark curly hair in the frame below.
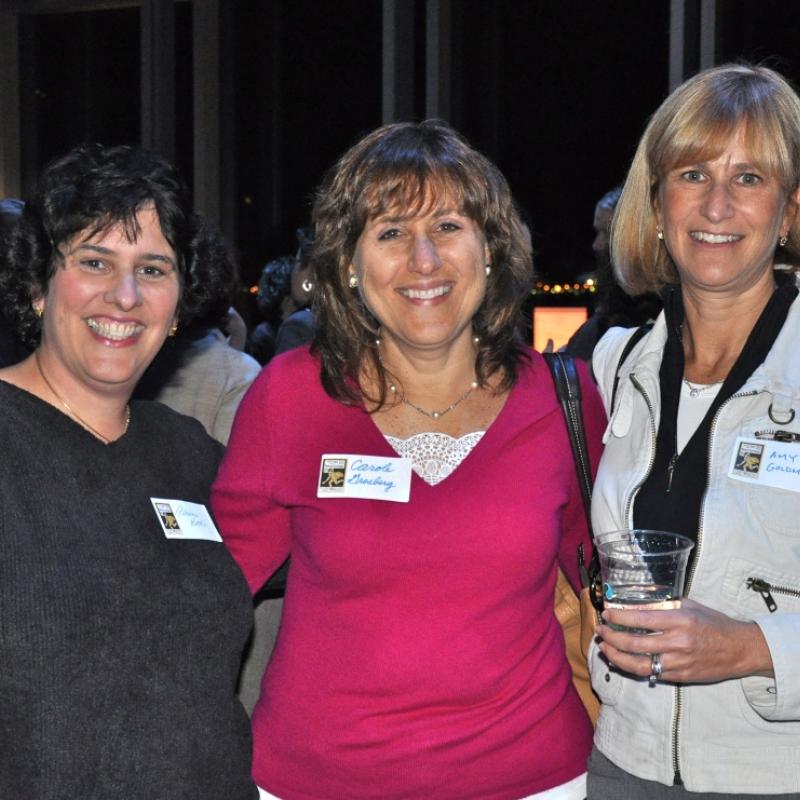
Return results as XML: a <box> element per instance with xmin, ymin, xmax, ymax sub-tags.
<box><xmin>311</xmin><ymin>119</ymin><xmax>533</xmax><ymax>407</ymax></box>
<box><xmin>0</xmin><ymin>142</ymin><xmax>233</xmax><ymax>348</ymax></box>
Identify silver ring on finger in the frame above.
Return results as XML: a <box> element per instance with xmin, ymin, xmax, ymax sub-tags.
<box><xmin>649</xmin><ymin>652</ymin><xmax>663</xmax><ymax>687</ymax></box>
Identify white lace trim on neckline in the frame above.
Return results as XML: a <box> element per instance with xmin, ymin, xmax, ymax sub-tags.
<box><xmin>384</xmin><ymin>430</ymin><xmax>485</xmax><ymax>486</ymax></box>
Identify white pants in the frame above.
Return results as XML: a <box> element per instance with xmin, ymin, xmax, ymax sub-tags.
<box><xmin>257</xmin><ymin>772</ymin><xmax>586</xmax><ymax>800</ymax></box>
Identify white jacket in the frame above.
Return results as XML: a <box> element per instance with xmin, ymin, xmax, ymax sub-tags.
<box><xmin>590</xmin><ymin>298</ymin><xmax>800</xmax><ymax>794</ymax></box>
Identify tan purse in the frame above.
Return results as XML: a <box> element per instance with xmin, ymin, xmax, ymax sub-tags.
<box><xmin>554</xmin><ymin>569</ymin><xmax>600</xmax><ymax>724</ymax></box>
<box><xmin>544</xmin><ymin>353</ymin><xmax>602</xmax><ymax>725</ymax></box>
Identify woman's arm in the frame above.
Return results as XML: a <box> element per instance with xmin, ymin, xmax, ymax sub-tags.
<box><xmin>212</xmin><ymin>368</ymin><xmax>291</xmax><ymax>594</ymax></box>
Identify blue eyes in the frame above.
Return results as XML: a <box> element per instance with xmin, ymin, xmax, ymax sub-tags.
<box><xmin>679</xmin><ymin>170</ymin><xmax>762</xmax><ymax>185</ymax></box>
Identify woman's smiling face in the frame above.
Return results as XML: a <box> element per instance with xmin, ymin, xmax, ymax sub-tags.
<box><xmin>349</xmin><ymin>191</ymin><xmax>490</xmax><ymax>355</ymax></box>
<box><xmin>656</xmin><ymin>126</ymin><xmax>798</xmax><ymax>295</ymax></box>
<box><xmin>38</xmin><ymin>205</ymin><xmax>180</xmax><ymax>395</ymax></box>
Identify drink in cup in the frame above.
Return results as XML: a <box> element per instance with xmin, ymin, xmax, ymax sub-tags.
<box><xmin>595</xmin><ymin>530</ymin><xmax>694</xmax><ymax>632</ymax></box>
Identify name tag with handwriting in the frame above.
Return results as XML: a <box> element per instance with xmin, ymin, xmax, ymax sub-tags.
<box><xmin>728</xmin><ymin>436</ymin><xmax>800</xmax><ymax>493</ymax></box>
<box><xmin>317</xmin><ymin>454</ymin><xmax>412</xmax><ymax>502</ymax></box>
<box><xmin>151</xmin><ymin>498</ymin><xmax>223</xmax><ymax>541</ymax></box>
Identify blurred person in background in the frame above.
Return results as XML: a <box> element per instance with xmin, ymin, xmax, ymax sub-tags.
<box><xmin>274</xmin><ymin>225</ymin><xmax>317</xmax><ymax>354</ymax></box>
<box><xmin>0</xmin><ymin>198</ymin><xmax>30</xmax><ymax>366</ymax></box>
<box><xmin>246</xmin><ymin>255</ymin><xmax>295</xmax><ymax>365</ymax></box>
<box><xmin>565</xmin><ymin>187</ymin><xmax>660</xmax><ymax>363</ymax></box>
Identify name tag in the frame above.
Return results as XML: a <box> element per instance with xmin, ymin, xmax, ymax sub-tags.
<box><xmin>317</xmin><ymin>454</ymin><xmax>412</xmax><ymax>502</ymax></box>
<box><xmin>728</xmin><ymin>436</ymin><xmax>800</xmax><ymax>493</ymax></box>
<box><xmin>151</xmin><ymin>498</ymin><xmax>223</xmax><ymax>541</ymax></box>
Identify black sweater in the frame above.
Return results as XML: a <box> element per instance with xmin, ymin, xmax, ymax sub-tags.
<box><xmin>0</xmin><ymin>382</ymin><xmax>256</xmax><ymax>799</ymax></box>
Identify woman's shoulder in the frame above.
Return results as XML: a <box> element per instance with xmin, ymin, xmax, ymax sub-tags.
<box><xmin>131</xmin><ymin>400</ymin><xmax>224</xmax><ymax>464</ymax></box>
<box><xmin>592</xmin><ymin>323</ymin><xmax>658</xmax><ymax>404</ymax></box>
<box><xmin>248</xmin><ymin>345</ymin><xmax>321</xmax><ymax>400</ymax></box>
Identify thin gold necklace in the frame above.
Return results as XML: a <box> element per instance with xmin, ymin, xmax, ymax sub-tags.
<box><xmin>34</xmin><ymin>351</ymin><xmax>130</xmax><ymax>444</ymax></box>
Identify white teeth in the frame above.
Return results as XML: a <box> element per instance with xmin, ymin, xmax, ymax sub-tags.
<box><xmin>690</xmin><ymin>231</ymin><xmax>741</xmax><ymax>244</ymax></box>
<box><xmin>400</xmin><ymin>285</ymin><xmax>452</xmax><ymax>300</ymax></box>
<box><xmin>86</xmin><ymin>319</ymin><xmax>143</xmax><ymax>340</ymax></box>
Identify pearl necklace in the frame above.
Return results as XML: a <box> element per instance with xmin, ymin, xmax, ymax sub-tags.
<box><xmin>388</xmin><ymin>379</ymin><xmax>479</xmax><ymax>419</ymax></box>
<box><xmin>682</xmin><ymin>377</ymin><xmax>723</xmax><ymax>399</ymax></box>
<box><xmin>35</xmin><ymin>351</ymin><xmax>131</xmax><ymax>444</ymax></box>
<box><xmin>375</xmin><ymin>337</ymin><xmax>479</xmax><ymax>419</ymax></box>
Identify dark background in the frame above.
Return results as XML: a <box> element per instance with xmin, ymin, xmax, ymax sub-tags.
<box><xmin>16</xmin><ymin>0</ymin><xmax>800</xmax><ymax>287</ymax></box>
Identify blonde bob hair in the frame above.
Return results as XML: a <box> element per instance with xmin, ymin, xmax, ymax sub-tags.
<box><xmin>612</xmin><ymin>63</ymin><xmax>800</xmax><ymax>295</ymax></box>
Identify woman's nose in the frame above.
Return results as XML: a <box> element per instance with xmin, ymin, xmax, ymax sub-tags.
<box><xmin>105</xmin><ymin>271</ymin><xmax>143</xmax><ymax>309</ymax></box>
<box><xmin>700</xmin><ymin>181</ymin><xmax>735</xmax><ymax>223</ymax></box>
<box><xmin>409</xmin><ymin>235</ymin><xmax>441</xmax><ymax>274</ymax></box>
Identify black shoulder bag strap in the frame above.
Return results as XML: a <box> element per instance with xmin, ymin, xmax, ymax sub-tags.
<box><xmin>542</xmin><ymin>352</ymin><xmax>602</xmax><ymax>607</ymax></box>
<box><xmin>543</xmin><ymin>352</ymin><xmax>592</xmax><ymax>518</ymax></box>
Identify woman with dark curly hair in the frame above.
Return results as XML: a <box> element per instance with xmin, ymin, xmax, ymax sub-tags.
<box><xmin>213</xmin><ymin>120</ymin><xmax>606</xmax><ymax>800</ymax></box>
<box><xmin>0</xmin><ymin>143</ymin><xmax>256</xmax><ymax>799</ymax></box>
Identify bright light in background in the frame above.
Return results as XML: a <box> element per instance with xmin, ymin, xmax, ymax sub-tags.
<box><xmin>532</xmin><ymin>307</ymin><xmax>589</xmax><ymax>352</ymax></box>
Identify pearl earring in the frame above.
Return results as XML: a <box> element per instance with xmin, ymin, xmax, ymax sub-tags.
<box><xmin>348</xmin><ymin>274</ymin><xmax>358</xmax><ymax>289</ymax></box>
<box><xmin>485</xmin><ymin>264</ymin><xmax>491</xmax><ymax>276</ymax></box>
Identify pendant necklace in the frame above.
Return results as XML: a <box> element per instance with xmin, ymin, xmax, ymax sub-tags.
<box><xmin>682</xmin><ymin>377</ymin><xmax>723</xmax><ymax>399</ymax></box>
<box><xmin>35</xmin><ymin>351</ymin><xmax>130</xmax><ymax>444</ymax></box>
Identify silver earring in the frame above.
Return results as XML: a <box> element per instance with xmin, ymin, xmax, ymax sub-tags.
<box><xmin>657</xmin><ymin>228</ymin><xmax>664</xmax><ymax>241</ymax></box>
<box><xmin>301</xmin><ymin>278</ymin><xmax>314</xmax><ymax>293</ymax></box>
<box><xmin>485</xmin><ymin>265</ymin><xmax>491</xmax><ymax>276</ymax></box>
<box><xmin>348</xmin><ymin>274</ymin><xmax>358</xmax><ymax>289</ymax></box>
<box><xmin>779</xmin><ymin>234</ymin><xmax>788</xmax><ymax>247</ymax></box>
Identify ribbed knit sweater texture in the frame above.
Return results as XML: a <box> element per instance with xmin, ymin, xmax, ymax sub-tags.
<box><xmin>0</xmin><ymin>382</ymin><xmax>256</xmax><ymax>800</ymax></box>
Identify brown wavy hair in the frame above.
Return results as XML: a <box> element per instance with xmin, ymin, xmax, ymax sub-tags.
<box><xmin>310</xmin><ymin>119</ymin><xmax>532</xmax><ymax>407</ymax></box>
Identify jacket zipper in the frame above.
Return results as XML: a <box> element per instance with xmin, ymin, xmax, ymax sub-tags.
<box><xmin>670</xmin><ymin>390</ymin><xmax>757</xmax><ymax>786</ymax></box>
<box><xmin>623</xmin><ymin>374</ymin><xmax>658</xmax><ymax>523</ymax></box>
<box><xmin>747</xmin><ymin>577</ymin><xmax>800</xmax><ymax>612</ymax></box>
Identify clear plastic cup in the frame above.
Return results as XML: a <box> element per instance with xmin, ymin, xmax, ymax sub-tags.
<box><xmin>596</xmin><ymin>530</ymin><xmax>694</xmax><ymax>631</ymax></box>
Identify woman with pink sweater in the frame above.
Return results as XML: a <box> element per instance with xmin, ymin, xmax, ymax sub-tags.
<box><xmin>213</xmin><ymin>120</ymin><xmax>605</xmax><ymax>800</ymax></box>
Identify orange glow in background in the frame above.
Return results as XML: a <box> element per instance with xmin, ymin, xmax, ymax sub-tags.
<box><xmin>532</xmin><ymin>307</ymin><xmax>589</xmax><ymax>352</ymax></box>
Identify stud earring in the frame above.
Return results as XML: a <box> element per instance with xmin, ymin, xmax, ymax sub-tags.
<box><xmin>168</xmin><ymin>323</ymin><xmax>179</xmax><ymax>337</ymax></box>
<box><xmin>348</xmin><ymin>274</ymin><xmax>359</xmax><ymax>289</ymax></box>
<box><xmin>34</xmin><ymin>305</ymin><xmax>44</xmax><ymax>319</ymax></box>
<box><xmin>485</xmin><ymin>264</ymin><xmax>491</xmax><ymax>276</ymax></box>
<box><xmin>657</xmin><ymin>228</ymin><xmax>664</xmax><ymax>241</ymax></box>
<box><xmin>779</xmin><ymin>234</ymin><xmax>788</xmax><ymax>247</ymax></box>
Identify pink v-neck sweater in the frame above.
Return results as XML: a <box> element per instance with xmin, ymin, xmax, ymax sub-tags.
<box><xmin>213</xmin><ymin>347</ymin><xmax>606</xmax><ymax>800</ymax></box>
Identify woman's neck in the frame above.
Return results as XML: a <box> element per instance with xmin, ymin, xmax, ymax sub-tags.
<box><xmin>376</xmin><ymin>330</ymin><xmax>479</xmax><ymax>400</ymax></box>
<box><xmin>2</xmin><ymin>350</ymin><xmax>131</xmax><ymax>444</ymax></box>
<box><xmin>681</xmin><ymin>273</ymin><xmax>776</xmax><ymax>383</ymax></box>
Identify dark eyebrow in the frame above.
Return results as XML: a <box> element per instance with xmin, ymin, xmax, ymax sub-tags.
<box><xmin>73</xmin><ymin>243</ymin><xmax>176</xmax><ymax>267</ymax></box>
<box><xmin>372</xmin><ymin>207</ymin><xmax>463</xmax><ymax>225</ymax></box>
